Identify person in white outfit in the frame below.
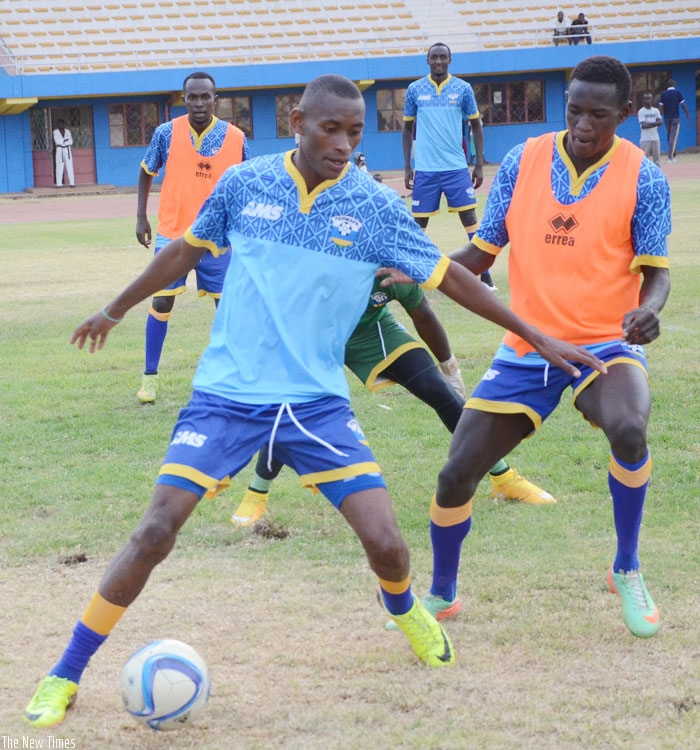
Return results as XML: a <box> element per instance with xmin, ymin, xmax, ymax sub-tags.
<box><xmin>638</xmin><ymin>92</ymin><xmax>662</xmax><ymax>166</ymax></box>
<box><xmin>53</xmin><ymin>119</ymin><xmax>75</xmax><ymax>187</ymax></box>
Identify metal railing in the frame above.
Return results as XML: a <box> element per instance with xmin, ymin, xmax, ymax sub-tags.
<box><xmin>3</xmin><ymin>17</ymin><xmax>700</xmax><ymax>74</ymax></box>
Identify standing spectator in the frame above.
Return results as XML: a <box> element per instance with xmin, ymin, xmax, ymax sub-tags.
<box><xmin>52</xmin><ymin>119</ymin><xmax>75</xmax><ymax>187</ymax></box>
<box><xmin>658</xmin><ymin>79</ymin><xmax>690</xmax><ymax>162</ymax></box>
<box><xmin>638</xmin><ymin>92</ymin><xmax>662</xmax><ymax>166</ymax></box>
<box><xmin>570</xmin><ymin>13</ymin><xmax>592</xmax><ymax>45</ymax></box>
<box><xmin>135</xmin><ymin>71</ymin><xmax>247</xmax><ymax>404</ymax></box>
<box><xmin>354</xmin><ymin>151</ymin><xmax>368</xmax><ymax>171</ymax></box>
<box><xmin>553</xmin><ymin>11</ymin><xmax>570</xmax><ymax>46</ymax></box>
<box><xmin>403</xmin><ymin>42</ymin><xmax>496</xmax><ymax>291</ymax></box>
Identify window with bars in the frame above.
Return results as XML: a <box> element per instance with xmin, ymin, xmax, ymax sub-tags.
<box><xmin>275</xmin><ymin>93</ymin><xmax>302</xmax><ymax>138</ymax></box>
<box><xmin>108</xmin><ymin>103</ymin><xmax>161</xmax><ymax>147</ymax></box>
<box><xmin>630</xmin><ymin>71</ymin><xmax>670</xmax><ymax>114</ymax></box>
<box><xmin>217</xmin><ymin>96</ymin><xmax>253</xmax><ymax>138</ymax></box>
<box><xmin>376</xmin><ymin>88</ymin><xmax>406</xmax><ymax>132</ymax></box>
<box><xmin>472</xmin><ymin>80</ymin><xmax>545</xmax><ymax>126</ymax></box>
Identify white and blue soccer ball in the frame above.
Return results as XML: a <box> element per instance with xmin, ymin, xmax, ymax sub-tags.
<box><xmin>120</xmin><ymin>639</ymin><xmax>210</xmax><ymax>731</ymax></box>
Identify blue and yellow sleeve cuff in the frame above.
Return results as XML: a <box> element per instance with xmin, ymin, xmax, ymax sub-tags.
<box><xmin>630</xmin><ymin>254</ymin><xmax>669</xmax><ymax>274</ymax></box>
<box><xmin>420</xmin><ymin>254</ymin><xmax>450</xmax><ymax>291</ymax></box>
<box><xmin>472</xmin><ymin>235</ymin><xmax>501</xmax><ymax>257</ymax></box>
<box><xmin>140</xmin><ymin>160</ymin><xmax>158</xmax><ymax>177</ymax></box>
<box><xmin>184</xmin><ymin>227</ymin><xmax>223</xmax><ymax>257</ymax></box>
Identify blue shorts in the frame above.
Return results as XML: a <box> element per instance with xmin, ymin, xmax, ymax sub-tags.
<box><xmin>158</xmin><ymin>391</ymin><xmax>386</xmax><ymax>507</ymax></box>
<box><xmin>466</xmin><ymin>342</ymin><xmax>648</xmax><ymax>431</ymax></box>
<box><xmin>411</xmin><ymin>168</ymin><xmax>477</xmax><ymax>217</ymax></box>
<box><xmin>154</xmin><ymin>233</ymin><xmax>230</xmax><ymax>298</ymax></box>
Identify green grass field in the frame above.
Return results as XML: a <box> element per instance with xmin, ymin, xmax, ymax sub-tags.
<box><xmin>1</xmin><ymin>180</ymin><xmax>699</xmax><ymax>748</ymax></box>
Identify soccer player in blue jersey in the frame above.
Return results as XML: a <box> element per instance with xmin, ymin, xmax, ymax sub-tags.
<box><xmin>24</xmin><ymin>74</ymin><xmax>605</xmax><ymax>729</ymax></box>
<box><xmin>389</xmin><ymin>55</ymin><xmax>671</xmax><ymax>640</ymax></box>
<box><xmin>403</xmin><ymin>42</ymin><xmax>495</xmax><ymax>289</ymax></box>
<box><xmin>135</xmin><ymin>71</ymin><xmax>248</xmax><ymax>404</ymax></box>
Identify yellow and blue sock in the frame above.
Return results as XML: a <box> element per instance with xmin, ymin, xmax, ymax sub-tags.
<box><xmin>609</xmin><ymin>451</ymin><xmax>652</xmax><ymax>573</ymax></box>
<box><xmin>378</xmin><ymin>576</ymin><xmax>413</xmax><ymax>616</ymax></box>
<box><xmin>144</xmin><ymin>306</ymin><xmax>171</xmax><ymax>375</ymax></box>
<box><xmin>49</xmin><ymin>592</ymin><xmax>126</xmax><ymax>684</ymax></box>
<box><xmin>429</xmin><ymin>495</ymin><xmax>472</xmax><ymax>602</ymax></box>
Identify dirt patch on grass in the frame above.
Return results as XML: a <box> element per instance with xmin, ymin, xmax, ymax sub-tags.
<box><xmin>3</xmin><ymin>552</ymin><xmax>700</xmax><ymax>748</ymax></box>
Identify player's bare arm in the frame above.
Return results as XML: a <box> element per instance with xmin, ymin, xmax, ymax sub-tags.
<box><xmin>407</xmin><ymin>298</ymin><xmax>452</xmax><ymax>363</ymax></box>
<box><xmin>378</xmin><ymin>242</ymin><xmax>491</xmax><ymax>285</ymax></box>
<box><xmin>449</xmin><ymin>243</ymin><xmax>494</xmax><ymax>275</ymax></box>
<box><xmin>381</xmin><ymin>261</ymin><xmax>606</xmax><ymax>379</ymax></box>
<box><xmin>469</xmin><ymin>116</ymin><xmax>485</xmax><ymax>189</ymax></box>
<box><xmin>436</xmin><ymin>261</ymin><xmax>606</xmax><ymax>378</ymax></box>
<box><xmin>622</xmin><ymin>266</ymin><xmax>670</xmax><ymax>345</ymax></box>
<box><xmin>402</xmin><ymin>120</ymin><xmax>415</xmax><ymax>189</ymax></box>
<box><xmin>135</xmin><ymin>168</ymin><xmax>154</xmax><ymax>248</ymax></box>
<box><xmin>71</xmin><ymin>237</ymin><xmax>207</xmax><ymax>353</ymax></box>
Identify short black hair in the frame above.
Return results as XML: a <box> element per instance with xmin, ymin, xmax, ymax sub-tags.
<box><xmin>427</xmin><ymin>42</ymin><xmax>451</xmax><ymax>57</ymax></box>
<box><xmin>300</xmin><ymin>75</ymin><xmax>362</xmax><ymax>108</ymax></box>
<box><xmin>570</xmin><ymin>55</ymin><xmax>631</xmax><ymax>105</ymax></box>
<box><xmin>183</xmin><ymin>71</ymin><xmax>216</xmax><ymax>91</ymax></box>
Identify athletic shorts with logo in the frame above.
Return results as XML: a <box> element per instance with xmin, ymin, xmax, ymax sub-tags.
<box><xmin>154</xmin><ymin>233</ymin><xmax>230</xmax><ymax>297</ymax></box>
<box><xmin>158</xmin><ymin>391</ymin><xmax>386</xmax><ymax>507</ymax></box>
<box><xmin>466</xmin><ymin>342</ymin><xmax>648</xmax><ymax>430</ymax></box>
<box><xmin>411</xmin><ymin>167</ymin><xmax>478</xmax><ymax>217</ymax></box>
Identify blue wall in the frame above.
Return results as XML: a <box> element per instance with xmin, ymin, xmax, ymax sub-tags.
<box><xmin>1</xmin><ymin>37</ymin><xmax>697</xmax><ymax>192</ymax></box>
<box><xmin>0</xmin><ymin>111</ymin><xmax>32</xmax><ymax>193</ymax></box>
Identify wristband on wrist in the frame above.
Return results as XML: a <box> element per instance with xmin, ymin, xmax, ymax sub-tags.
<box><xmin>439</xmin><ymin>354</ymin><xmax>459</xmax><ymax>374</ymax></box>
<box><xmin>100</xmin><ymin>307</ymin><xmax>123</xmax><ymax>324</ymax></box>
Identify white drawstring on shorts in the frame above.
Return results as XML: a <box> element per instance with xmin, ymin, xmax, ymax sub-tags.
<box><xmin>267</xmin><ymin>402</ymin><xmax>349</xmax><ymax>471</ymax></box>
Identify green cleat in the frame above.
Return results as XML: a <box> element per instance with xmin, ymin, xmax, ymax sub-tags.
<box><xmin>24</xmin><ymin>676</ymin><xmax>78</xmax><ymax>729</ymax></box>
<box><xmin>231</xmin><ymin>489</ymin><xmax>269</xmax><ymax>526</ymax></box>
<box><xmin>607</xmin><ymin>568</ymin><xmax>660</xmax><ymax>638</ymax></box>
<box><xmin>137</xmin><ymin>373</ymin><xmax>159</xmax><ymax>404</ymax></box>
<box><xmin>385</xmin><ymin>598</ymin><xmax>455</xmax><ymax>668</ymax></box>
<box><xmin>384</xmin><ymin>593</ymin><xmax>462</xmax><ymax>631</ymax></box>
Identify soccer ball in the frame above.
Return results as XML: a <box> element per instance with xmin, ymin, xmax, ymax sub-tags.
<box><xmin>120</xmin><ymin>639</ymin><xmax>210</xmax><ymax>731</ymax></box>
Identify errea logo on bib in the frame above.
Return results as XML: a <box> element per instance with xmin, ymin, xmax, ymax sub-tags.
<box><xmin>242</xmin><ymin>201</ymin><xmax>283</xmax><ymax>220</ymax></box>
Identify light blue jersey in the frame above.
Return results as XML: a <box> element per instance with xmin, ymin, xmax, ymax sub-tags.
<box><xmin>185</xmin><ymin>151</ymin><xmax>448</xmax><ymax>405</ymax></box>
<box><xmin>404</xmin><ymin>74</ymin><xmax>479</xmax><ymax>173</ymax></box>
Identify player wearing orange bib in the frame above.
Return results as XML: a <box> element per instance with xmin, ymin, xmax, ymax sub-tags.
<box><xmin>135</xmin><ymin>71</ymin><xmax>247</xmax><ymax>404</ymax></box>
<box><xmin>385</xmin><ymin>55</ymin><xmax>671</xmax><ymax>638</ymax></box>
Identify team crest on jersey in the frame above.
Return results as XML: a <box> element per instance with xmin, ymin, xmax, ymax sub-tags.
<box><xmin>369</xmin><ymin>290</ymin><xmax>390</xmax><ymax>308</ymax></box>
<box><xmin>330</xmin><ymin>215</ymin><xmax>362</xmax><ymax>247</ymax></box>
<box><xmin>448</xmin><ymin>93</ymin><xmax>460</xmax><ymax>104</ymax></box>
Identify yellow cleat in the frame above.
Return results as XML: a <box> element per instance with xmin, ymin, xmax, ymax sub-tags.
<box><xmin>387</xmin><ymin>598</ymin><xmax>455</xmax><ymax>668</ymax></box>
<box><xmin>490</xmin><ymin>467</ymin><xmax>556</xmax><ymax>505</ymax></box>
<box><xmin>24</xmin><ymin>676</ymin><xmax>78</xmax><ymax>729</ymax></box>
<box><xmin>231</xmin><ymin>489</ymin><xmax>269</xmax><ymax>526</ymax></box>
<box><xmin>137</xmin><ymin>373</ymin><xmax>158</xmax><ymax>404</ymax></box>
